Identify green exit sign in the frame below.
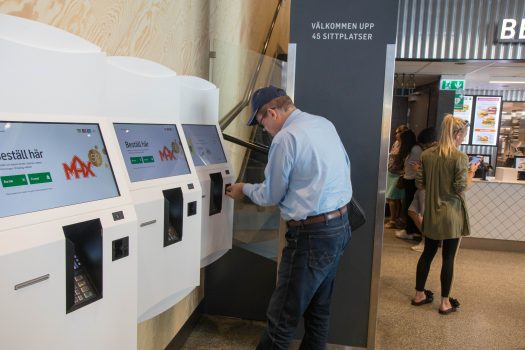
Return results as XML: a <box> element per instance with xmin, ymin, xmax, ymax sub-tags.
<box><xmin>440</xmin><ymin>79</ymin><xmax>465</xmax><ymax>90</ymax></box>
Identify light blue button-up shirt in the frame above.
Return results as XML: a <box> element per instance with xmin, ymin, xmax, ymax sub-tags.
<box><xmin>243</xmin><ymin>109</ymin><xmax>352</xmax><ymax>221</ymax></box>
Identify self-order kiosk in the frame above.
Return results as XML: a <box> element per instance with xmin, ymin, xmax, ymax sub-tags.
<box><xmin>0</xmin><ymin>115</ymin><xmax>138</xmax><ymax>350</ymax></box>
<box><xmin>103</xmin><ymin>56</ymin><xmax>203</xmax><ymax>322</ymax></box>
<box><xmin>109</xmin><ymin>122</ymin><xmax>202</xmax><ymax>322</ymax></box>
<box><xmin>176</xmin><ymin>75</ymin><xmax>234</xmax><ymax>268</ymax></box>
<box><xmin>181</xmin><ymin>123</ymin><xmax>234</xmax><ymax>267</ymax></box>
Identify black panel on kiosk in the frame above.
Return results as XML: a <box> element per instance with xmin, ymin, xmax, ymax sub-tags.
<box><xmin>113</xmin><ymin>123</ymin><xmax>192</xmax><ymax>246</ymax></box>
<box><xmin>0</xmin><ymin>121</ymin><xmax>122</xmax><ymax>314</ymax></box>
<box><xmin>209</xmin><ymin>172</ymin><xmax>223</xmax><ymax>216</ymax></box>
<box><xmin>64</xmin><ymin>219</ymin><xmax>103</xmax><ymax>313</ymax></box>
<box><xmin>181</xmin><ymin>124</ymin><xmax>227</xmax><ymax>216</ymax></box>
<box><xmin>163</xmin><ymin>187</ymin><xmax>183</xmax><ymax>247</ymax></box>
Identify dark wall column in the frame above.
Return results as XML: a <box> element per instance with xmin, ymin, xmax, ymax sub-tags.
<box><xmin>290</xmin><ymin>0</ymin><xmax>399</xmax><ymax>347</ymax></box>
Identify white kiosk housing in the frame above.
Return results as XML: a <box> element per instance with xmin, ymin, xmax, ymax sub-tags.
<box><xmin>177</xmin><ymin>77</ymin><xmax>234</xmax><ymax>267</ymax></box>
<box><xmin>0</xmin><ymin>15</ymin><xmax>138</xmax><ymax>349</ymax></box>
<box><xmin>103</xmin><ymin>57</ymin><xmax>203</xmax><ymax>322</ymax></box>
<box><xmin>0</xmin><ymin>114</ymin><xmax>138</xmax><ymax>350</ymax></box>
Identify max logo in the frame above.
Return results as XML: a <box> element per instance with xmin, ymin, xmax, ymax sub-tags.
<box><xmin>159</xmin><ymin>146</ymin><xmax>176</xmax><ymax>161</ymax></box>
<box><xmin>63</xmin><ymin>155</ymin><xmax>95</xmax><ymax>179</ymax></box>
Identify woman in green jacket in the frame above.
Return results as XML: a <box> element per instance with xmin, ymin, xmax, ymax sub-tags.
<box><xmin>411</xmin><ymin>114</ymin><xmax>479</xmax><ymax>315</ymax></box>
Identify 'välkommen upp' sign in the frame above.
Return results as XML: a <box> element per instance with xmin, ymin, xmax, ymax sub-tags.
<box><xmin>290</xmin><ymin>0</ymin><xmax>399</xmax><ymax>347</ymax></box>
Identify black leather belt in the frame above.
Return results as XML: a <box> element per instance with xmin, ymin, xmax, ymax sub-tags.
<box><xmin>287</xmin><ymin>205</ymin><xmax>347</xmax><ymax>228</ymax></box>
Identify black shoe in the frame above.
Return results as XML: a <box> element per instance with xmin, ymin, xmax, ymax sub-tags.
<box><xmin>411</xmin><ymin>289</ymin><xmax>434</xmax><ymax>306</ymax></box>
<box><xmin>449</xmin><ymin>297</ymin><xmax>460</xmax><ymax>308</ymax></box>
<box><xmin>438</xmin><ymin>306</ymin><xmax>457</xmax><ymax>315</ymax></box>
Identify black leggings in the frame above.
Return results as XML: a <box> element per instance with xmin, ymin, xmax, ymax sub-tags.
<box><xmin>415</xmin><ymin>237</ymin><xmax>460</xmax><ymax>298</ymax></box>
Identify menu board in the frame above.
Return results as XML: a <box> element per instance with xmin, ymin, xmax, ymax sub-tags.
<box><xmin>113</xmin><ymin>123</ymin><xmax>191</xmax><ymax>182</ymax></box>
<box><xmin>453</xmin><ymin>95</ymin><xmax>474</xmax><ymax>145</ymax></box>
<box><xmin>515</xmin><ymin>157</ymin><xmax>525</xmax><ymax>172</ymax></box>
<box><xmin>472</xmin><ymin>96</ymin><xmax>502</xmax><ymax>146</ymax></box>
<box><xmin>0</xmin><ymin>122</ymin><xmax>120</xmax><ymax>218</ymax></box>
<box><xmin>182</xmin><ymin>124</ymin><xmax>227</xmax><ymax>167</ymax></box>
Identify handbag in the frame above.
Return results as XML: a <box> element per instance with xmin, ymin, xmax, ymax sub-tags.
<box><xmin>347</xmin><ymin>197</ymin><xmax>366</xmax><ymax>231</ymax></box>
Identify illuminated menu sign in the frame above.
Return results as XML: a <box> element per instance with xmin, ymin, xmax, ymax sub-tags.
<box><xmin>453</xmin><ymin>95</ymin><xmax>474</xmax><ymax>145</ymax></box>
<box><xmin>472</xmin><ymin>96</ymin><xmax>502</xmax><ymax>146</ymax></box>
<box><xmin>182</xmin><ymin>124</ymin><xmax>227</xmax><ymax>167</ymax></box>
<box><xmin>0</xmin><ymin>122</ymin><xmax>120</xmax><ymax>218</ymax></box>
<box><xmin>113</xmin><ymin>123</ymin><xmax>191</xmax><ymax>182</ymax></box>
<box><xmin>515</xmin><ymin>157</ymin><xmax>525</xmax><ymax>172</ymax></box>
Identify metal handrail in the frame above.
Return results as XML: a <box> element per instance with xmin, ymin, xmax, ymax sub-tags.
<box><xmin>219</xmin><ymin>0</ymin><xmax>285</xmax><ymax>131</ymax></box>
<box><xmin>222</xmin><ymin>134</ymin><xmax>269</xmax><ymax>155</ymax></box>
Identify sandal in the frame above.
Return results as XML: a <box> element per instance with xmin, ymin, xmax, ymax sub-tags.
<box><xmin>439</xmin><ymin>306</ymin><xmax>457</xmax><ymax>315</ymax></box>
<box><xmin>449</xmin><ymin>297</ymin><xmax>460</xmax><ymax>309</ymax></box>
<box><xmin>411</xmin><ymin>289</ymin><xmax>434</xmax><ymax>306</ymax></box>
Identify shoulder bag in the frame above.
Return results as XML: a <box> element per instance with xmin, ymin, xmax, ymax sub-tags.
<box><xmin>347</xmin><ymin>197</ymin><xmax>366</xmax><ymax>231</ymax></box>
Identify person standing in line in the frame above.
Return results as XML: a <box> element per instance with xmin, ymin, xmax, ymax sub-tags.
<box><xmin>392</xmin><ymin>129</ymin><xmax>417</xmax><ymax>238</ymax></box>
<box><xmin>411</xmin><ymin>115</ymin><xmax>479</xmax><ymax>314</ymax></box>
<box><xmin>225</xmin><ymin>86</ymin><xmax>352</xmax><ymax>349</ymax></box>
<box><xmin>385</xmin><ymin>124</ymin><xmax>409</xmax><ymax>229</ymax></box>
<box><xmin>396</xmin><ymin>127</ymin><xmax>437</xmax><ymax>241</ymax></box>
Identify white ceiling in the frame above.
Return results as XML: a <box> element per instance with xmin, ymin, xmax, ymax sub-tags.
<box><xmin>395</xmin><ymin>60</ymin><xmax>525</xmax><ymax>91</ymax></box>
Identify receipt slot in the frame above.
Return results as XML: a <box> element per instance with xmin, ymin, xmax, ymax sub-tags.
<box><xmin>0</xmin><ymin>116</ymin><xmax>138</xmax><ymax>350</ymax></box>
<box><xmin>181</xmin><ymin>124</ymin><xmax>234</xmax><ymax>267</ymax></box>
<box><xmin>110</xmin><ymin>122</ymin><xmax>202</xmax><ymax>321</ymax></box>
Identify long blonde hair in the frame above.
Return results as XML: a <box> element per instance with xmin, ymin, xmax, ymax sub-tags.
<box><xmin>437</xmin><ymin>114</ymin><xmax>468</xmax><ymax>157</ymax></box>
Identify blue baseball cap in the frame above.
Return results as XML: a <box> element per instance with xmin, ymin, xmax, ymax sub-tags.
<box><xmin>247</xmin><ymin>86</ymin><xmax>287</xmax><ymax>126</ymax></box>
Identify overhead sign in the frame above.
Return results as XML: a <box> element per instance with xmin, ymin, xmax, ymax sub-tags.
<box><xmin>496</xmin><ymin>18</ymin><xmax>525</xmax><ymax>43</ymax></box>
<box><xmin>440</xmin><ymin>79</ymin><xmax>465</xmax><ymax>90</ymax></box>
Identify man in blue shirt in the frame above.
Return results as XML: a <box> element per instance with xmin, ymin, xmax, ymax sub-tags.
<box><xmin>226</xmin><ymin>86</ymin><xmax>352</xmax><ymax>350</ymax></box>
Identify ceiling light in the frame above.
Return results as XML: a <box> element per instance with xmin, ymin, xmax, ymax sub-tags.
<box><xmin>489</xmin><ymin>77</ymin><xmax>525</xmax><ymax>84</ymax></box>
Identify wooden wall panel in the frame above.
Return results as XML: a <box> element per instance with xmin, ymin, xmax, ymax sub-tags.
<box><xmin>0</xmin><ymin>0</ymin><xmax>210</xmax><ymax>78</ymax></box>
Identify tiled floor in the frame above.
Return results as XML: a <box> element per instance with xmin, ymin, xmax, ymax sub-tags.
<box><xmin>179</xmin><ymin>230</ymin><xmax>525</xmax><ymax>349</ymax></box>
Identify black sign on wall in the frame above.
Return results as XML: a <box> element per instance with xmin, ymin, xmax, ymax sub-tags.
<box><xmin>290</xmin><ymin>0</ymin><xmax>399</xmax><ymax>347</ymax></box>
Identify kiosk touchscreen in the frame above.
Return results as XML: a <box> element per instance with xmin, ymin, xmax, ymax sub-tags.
<box><xmin>182</xmin><ymin>124</ymin><xmax>234</xmax><ymax>267</ymax></box>
<box><xmin>112</xmin><ymin>122</ymin><xmax>202</xmax><ymax>321</ymax></box>
<box><xmin>0</xmin><ymin>118</ymin><xmax>138</xmax><ymax>350</ymax></box>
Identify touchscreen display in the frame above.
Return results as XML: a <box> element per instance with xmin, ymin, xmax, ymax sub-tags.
<box><xmin>113</xmin><ymin>123</ymin><xmax>191</xmax><ymax>182</ymax></box>
<box><xmin>182</xmin><ymin>124</ymin><xmax>227</xmax><ymax>166</ymax></box>
<box><xmin>0</xmin><ymin>122</ymin><xmax>120</xmax><ymax>218</ymax></box>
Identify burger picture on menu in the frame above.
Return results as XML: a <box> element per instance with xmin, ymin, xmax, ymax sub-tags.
<box><xmin>478</xmin><ymin>135</ymin><xmax>489</xmax><ymax>142</ymax></box>
<box><xmin>478</xmin><ymin>109</ymin><xmax>489</xmax><ymax>117</ymax></box>
<box><xmin>487</xmin><ymin>106</ymin><xmax>498</xmax><ymax>114</ymax></box>
<box><xmin>481</xmin><ymin>115</ymin><xmax>496</xmax><ymax>127</ymax></box>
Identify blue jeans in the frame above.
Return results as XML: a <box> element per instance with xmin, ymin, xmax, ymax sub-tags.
<box><xmin>256</xmin><ymin>213</ymin><xmax>351</xmax><ymax>350</ymax></box>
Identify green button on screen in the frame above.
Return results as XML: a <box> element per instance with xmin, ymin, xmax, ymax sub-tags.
<box><xmin>130</xmin><ymin>157</ymin><xmax>143</xmax><ymax>164</ymax></box>
<box><xmin>1</xmin><ymin>175</ymin><xmax>28</xmax><ymax>188</ymax></box>
<box><xmin>28</xmin><ymin>172</ymin><xmax>53</xmax><ymax>185</ymax></box>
